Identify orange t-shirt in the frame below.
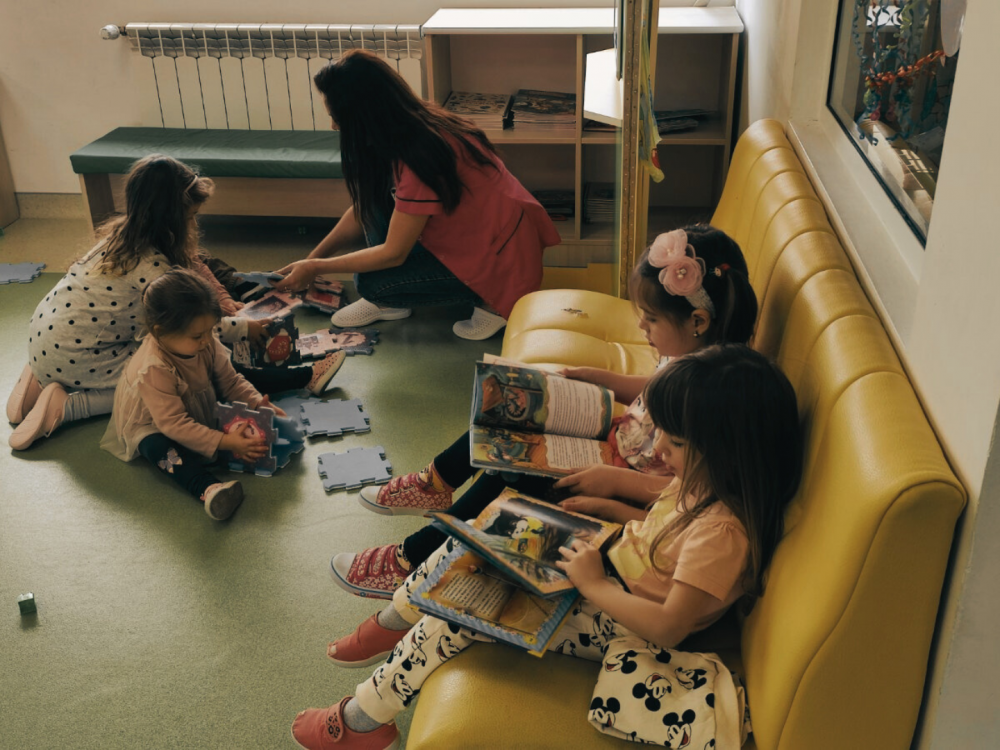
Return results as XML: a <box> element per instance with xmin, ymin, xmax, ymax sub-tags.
<box><xmin>607</xmin><ymin>487</ymin><xmax>749</xmax><ymax>631</ymax></box>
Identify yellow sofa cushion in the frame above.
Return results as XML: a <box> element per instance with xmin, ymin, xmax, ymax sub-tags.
<box><xmin>406</xmin><ymin>120</ymin><xmax>965</xmax><ymax>750</ymax></box>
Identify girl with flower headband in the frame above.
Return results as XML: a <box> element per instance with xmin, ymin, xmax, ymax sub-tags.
<box><xmin>324</xmin><ymin>224</ymin><xmax>758</xmax><ymax>606</ymax></box>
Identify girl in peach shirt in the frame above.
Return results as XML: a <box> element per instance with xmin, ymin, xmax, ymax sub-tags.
<box><xmin>291</xmin><ymin>344</ymin><xmax>803</xmax><ymax>750</ymax></box>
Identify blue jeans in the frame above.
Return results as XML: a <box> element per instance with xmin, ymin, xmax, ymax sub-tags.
<box><xmin>356</xmin><ymin>207</ymin><xmax>481</xmax><ymax>311</ymax></box>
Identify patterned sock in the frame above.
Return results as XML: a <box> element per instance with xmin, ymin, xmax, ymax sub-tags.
<box><xmin>62</xmin><ymin>388</ymin><xmax>116</xmax><ymax>423</ymax></box>
<box><xmin>376</xmin><ymin>603</ymin><xmax>412</xmax><ymax>632</ymax></box>
<box><xmin>343</xmin><ymin>697</ymin><xmax>383</xmax><ymax>733</ymax></box>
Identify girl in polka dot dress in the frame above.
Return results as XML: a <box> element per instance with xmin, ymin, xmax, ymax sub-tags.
<box><xmin>7</xmin><ymin>155</ymin><xmax>343</xmax><ymax>450</ymax></box>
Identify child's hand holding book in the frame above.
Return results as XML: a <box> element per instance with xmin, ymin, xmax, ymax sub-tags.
<box><xmin>555</xmin><ymin>539</ymin><xmax>607</xmax><ymax>596</ymax></box>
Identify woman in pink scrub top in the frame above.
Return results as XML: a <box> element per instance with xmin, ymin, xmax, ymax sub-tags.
<box><xmin>275</xmin><ymin>50</ymin><xmax>561</xmax><ymax>341</ymax></box>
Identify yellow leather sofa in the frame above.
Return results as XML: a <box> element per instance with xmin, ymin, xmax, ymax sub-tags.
<box><xmin>406</xmin><ymin>120</ymin><xmax>966</xmax><ymax>750</ymax></box>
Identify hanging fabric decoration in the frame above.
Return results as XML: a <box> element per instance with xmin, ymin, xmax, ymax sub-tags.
<box><xmin>637</xmin><ymin>20</ymin><xmax>664</xmax><ymax>183</ymax></box>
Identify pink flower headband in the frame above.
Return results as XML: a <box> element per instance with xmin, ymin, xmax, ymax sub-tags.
<box><xmin>647</xmin><ymin>229</ymin><xmax>716</xmax><ymax>317</ymax></box>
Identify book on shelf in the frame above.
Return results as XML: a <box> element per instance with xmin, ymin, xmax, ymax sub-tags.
<box><xmin>531</xmin><ymin>189</ymin><xmax>575</xmax><ymax>220</ymax></box>
<box><xmin>583</xmin><ymin>182</ymin><xmax>616</xmax><ymax>224</ymax></box>
<box><xmin>655</xmin><ymin>109</ymin><xmax>716</xmax><ymax>135</ymax></box>
<box><xmin>468</xmin><ymin>360</ymin><xmax>616</xmax><ymax>479</ymax></box>
<box><xmin>510</xmin><ymin>89</ymin><xmax>577</xmax><ymax>130</ymax></box>
<box><xmin>442</xmin><ymin>90</ymin><xmax>513</xmax><ymax>129</ymax></box>
<box><xmin>409</xmin><ymin>488</ymin><xmax>623</xmax><ymax>654</ymax></box>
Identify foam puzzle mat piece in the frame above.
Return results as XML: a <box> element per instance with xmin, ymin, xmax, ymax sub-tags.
<box><xmin>298</xmin><ymin>328</ymin><xmax>379</xmax><ymax>358</ymax></box>
<box><xmin>270</xmin><ymin>390</ymin><xmax>318</xmax><ymax>432</ymax></box>
<box><xmin>318</xmin><ymin>447</ymin><xmax>392</xmax><ymax>491</ymax></box>
<box><xmin>0</xmin><ymin>262</ymin><xmax>46</xmax><ymax>285</ymax></box>
<box><xmin>300</xmin><ymin>399</ymin><xmax>371</xmax><ymax>437</ymax></box>
<box><xmin>216</xmin><ymin>401</ymin><xmax>305</xmax><ymax>477</ymax></box>
<box><xmin>233</xmin><ymin>271</ymin><xmax>284</xmax><ymax>288</ymax></box>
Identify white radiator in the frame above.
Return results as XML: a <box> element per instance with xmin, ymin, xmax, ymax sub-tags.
<box><xmin>113</xmin><ymin>23</ymin><xmax>423</xmax><ymax>131</ymax></box>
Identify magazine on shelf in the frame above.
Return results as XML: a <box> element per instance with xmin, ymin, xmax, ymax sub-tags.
<box><xmin>468</xmin><ymin>360</ymin><xmax>616</xmax><ymax>478</ymax></box>
<box><xmin>510</xmin><ymin>89</ymin><xmax>576</xmax><ymax>129</ymax></box>
<box><xmin>443</xmin><ymin>91</ymin><xmax>513</xmax><ymax>128</ymax></box>
<box><xmin>409</xmin><ymin>489</ymin><xmax>622</xmax><ymax>654</ymax></box>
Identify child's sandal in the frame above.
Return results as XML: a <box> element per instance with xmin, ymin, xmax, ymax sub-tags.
<box><xmin>306</xmin><ymin>351</ymin><xmax>346</xmax><ymax>396</ymax></box>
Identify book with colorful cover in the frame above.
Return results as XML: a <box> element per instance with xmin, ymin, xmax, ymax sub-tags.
<box><xmin>443</xmin><ymin>91</ymin><xmax>513</xmax><ymax>117</ymax></box>
<box><xmin>409</xmin><ymin>489</ymin><xmax>622</xmax><ymax>654</ymax></box>
<box><xmin>429</xmin><ymin>489</ymin><xmax>622</xmax><ymax>597</ymax></box>
<box><xmin>468</xmin><ymin>361</ymin><xmax>616</xmax><ymax>478</ymax></box>
<box><xmin>511</xmin><ymin>89</ymin><xmax>577</xmax><ymax>118</ymax></box>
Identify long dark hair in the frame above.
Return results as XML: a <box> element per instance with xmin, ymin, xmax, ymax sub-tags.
<box><xmin>313</xmin><ymin>50</ymin><xmax>499</xmax><ymax>232</ymax></box>
<box><xmin>644</xmin><ymin>345</ymin><xmax>802</xmax><ymax>597</ymax></box>
<box><xmin>630</xmin><ymin>225</ymin><xmax>758</xmax><ymax>346</ymax></box>
<box><xmin>95</xmin><ymin>155</ymin><xmax>213</xmax><ymax>274</ymax></box>
<box><xmin>143</xmin><ymin>268</ymin><xmax>222</xmax><ymax>336</ymax></box>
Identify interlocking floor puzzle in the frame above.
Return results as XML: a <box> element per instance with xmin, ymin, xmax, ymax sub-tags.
<box><xmin>270</xmin><ymin>390</ymin><xmax>318</xmax><ymax>432</ymax></box>
<box><xmin>298</xmin><ymin>328</ymin><xmax>379</xmax><ymax>358</ymax></box>
<box><xmin>233</xmin><ymin>271</ymin><xmax>284</xmax><ymax>289</ymax></box>
<box><xmin>300</xmin><ymin>398</ymin><xmax>371</xmax><ymax>437</ymax></box>
<box><xmin>232</xmin><ymin>315</ymin><xmax>303</xmax><ymax>369</ymax></box>
<box><xmin>216</xmin><ymin>401</ymin><xmax>305</xmax><ymax>477</ymax></box>
<box><xmin>0</xmin><ymin>262</ymin><xmax>46</xmax><ymax>285</ymax></box>
<box><xmin>237</xmin><ymin>290</ymin><xmax>303</xmax><ymax>321</ymax></box>
<box><xmin>318</xmin><ymin>447</ymin><xmax>392</xmax><ymax>491</ymax></box>
<box><xmin>233</xmin><ymin>273</ymin><xmax>343</xmax><ymax>312</ymax></box>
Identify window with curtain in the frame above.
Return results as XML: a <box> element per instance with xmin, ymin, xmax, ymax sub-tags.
<box><xmin>828</xmin><ymin>0</ymin><xmax>963</xmax><ymax>242</ymax></box>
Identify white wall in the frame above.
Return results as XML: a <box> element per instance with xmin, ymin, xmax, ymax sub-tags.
<box><xmin>0</xmin><ymin>0</ymin><xmax>621</xmax><ymax>194</ymax></box>
<box><xmin>737</xmin><ymin>0</ymin><xmax>1000</xmax><ymax>746</ymax></box>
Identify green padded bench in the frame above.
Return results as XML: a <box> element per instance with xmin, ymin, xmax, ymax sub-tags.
<box><xmin>70</xmin><ymin>127</ymin><xmax>349</xmax><ymax>229</ymax></box>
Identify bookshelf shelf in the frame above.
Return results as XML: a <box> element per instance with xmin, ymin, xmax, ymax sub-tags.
<box><xmin>422</xmin><ymin>6</ymin><xmax>741</xmax><ymax>265</ymax></box>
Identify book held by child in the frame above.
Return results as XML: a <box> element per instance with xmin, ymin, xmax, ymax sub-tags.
<box><xmin>469</xmin><ymin>361</ymin><xmax>616</xmax><ymax>478</ymax></box>
<box><xmin>409</xmin><ymin>489</ymin><xmax>622</xmax><ymax>654</ymax></box>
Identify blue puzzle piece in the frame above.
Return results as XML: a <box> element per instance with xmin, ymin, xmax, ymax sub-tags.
<box><xmin>0</xmin><ymin>262</ymin><xmax>46</xmax><ymax>285</ymax></box>
<box><xmin>270</xmin><ymin>390</ymin><xmax>318</xmax><ymax>432</ymax></box>
<box><xmin>300</xmin><ymin>399</ymin><xmax>371</xmax><ymax>437</ymax></box>
<box><xmin>233</xmin><ymin>271</ymin><xmax>284</xmax><ymax>288</ymax></box>
<box><xmin>216</xmin><ymin>401</ymin><xmax>305</xmax><ymax>477</ymax></box>
<box><xmin>318</xmin><ymin>447</ymin><xmax>392</xmax><ymax>492</ymax></box>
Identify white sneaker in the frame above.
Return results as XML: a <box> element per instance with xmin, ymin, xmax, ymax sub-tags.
<box><xmin>453</xmin><ymin>307</ymin><xmax>507</xmax><ymax>340</ymax></box>
<box><xmin>330</xmin><ymin>299</ymin><xmax>411</xmax><ymax>328</ymax></box>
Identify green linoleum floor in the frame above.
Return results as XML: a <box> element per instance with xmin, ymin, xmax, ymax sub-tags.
<box><xmin>1</xmin><ymin>271</ymin><xmax>501</xmax><ymax>749</ymax></box>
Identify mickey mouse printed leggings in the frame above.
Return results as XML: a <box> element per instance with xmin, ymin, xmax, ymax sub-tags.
<box><xmin>354</xmin><ymin>539</ymin><xmax>637</xmax><ymax>725</ymax></box>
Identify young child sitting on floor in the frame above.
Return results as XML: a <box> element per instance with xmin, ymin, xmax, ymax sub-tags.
<box><xmin>291</xmin><ymin>344</ymin><xmax>803</xmax><ymax>749</ymax></box>
<box><xmin>6</xmin><ymin>154</ymin><xmax>343</xmax><ymax>451</ymax></box>
<box><xmin>101</xmin><ymin>269</ymin><xmax>281</xmax><ymax>520</ymax></box>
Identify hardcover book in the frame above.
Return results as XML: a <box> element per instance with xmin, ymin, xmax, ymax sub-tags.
<box><xmin>468</xmin><ymin>361</ymin><xmax>616</xmax><ymax>478</ymax></box>
<box><xmin>409</xmin><ymin>489</ymin><xmax>622</xmax><ymax>654</ymax></box>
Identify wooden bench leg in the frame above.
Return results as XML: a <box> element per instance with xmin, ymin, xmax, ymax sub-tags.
<box><xmin>79</xmin><ymin>173</ymin><xmax>116</xmax><ymax>234</ymax></box>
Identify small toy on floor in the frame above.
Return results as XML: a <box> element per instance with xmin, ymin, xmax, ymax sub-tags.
<box><xmin>318</xmin><ymin>446</ymin><xmax>392</xmax><ymax>491</ymax></box>
<box><xmin>216</xmin><ymin>401</ymin><xmax>305</xmax><ymax>477</ymax></box>
<box><xmin>0</xmin><ymin>262</ymin><xmax>46</xmax><ymax>285</ymax></box>
<box><xmin>18</xmin><ymin>593</ymin><xmax>36</xmax><ymax>615</ymax></box>
<box><xmin>298</xmin><ymin>328</ymin><xmax>379</xmax><ymax>358</ymax></box>
<box><xmin>300</xmin><ymin>398</ymin><xmax>371</xmax><ymax>437</ymax></box>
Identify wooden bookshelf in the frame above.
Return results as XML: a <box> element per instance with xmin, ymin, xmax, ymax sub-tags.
<box><xmin>422</xmin><ymin>6</ymin><xmax>743</xmax><ymax>266</ymax></box>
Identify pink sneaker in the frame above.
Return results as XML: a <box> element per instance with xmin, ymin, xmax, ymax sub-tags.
<box><xmin>327</xmin><ymin>613</ymin><xmax>408</xmax><ymax>668</ymax></box>
<box><xmin>292</xmin><ymin>697</ymin><xmax>400</xmax><ymax>750</ymax></box>
<box><xmin>6</xmin><ymin>363</ymin><xmax>44</xmax><ymax>425</ymax></box>
<box><xmin>357</xmin><ymin>465</ymin><xmax>453</xmax><ymax>516</ymax></box>
<box><xmin>330</xmin><ymin>545</ymin><xmax>411</xmax><ymax>600</ymax></box>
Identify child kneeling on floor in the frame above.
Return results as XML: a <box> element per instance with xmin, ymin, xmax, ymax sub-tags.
<box><xmin>101</xmin><ymin>269</ymin><xmax>279</xmax><ymax>520</ymax></box>
<box><xmin>291</xmin><ymin>343</ymin><xmax>803</xmax><ymax>750</ymax></box>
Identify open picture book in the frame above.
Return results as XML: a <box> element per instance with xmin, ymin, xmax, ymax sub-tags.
<box><xmin>408</xmin><ymin>489</ymin><xmax>622</xmax><ymax>655</ymax></box>
<box><xmin>469</xmin><ymin>360</ymin><xmax>617</xmax><ymax>478</ymax></box>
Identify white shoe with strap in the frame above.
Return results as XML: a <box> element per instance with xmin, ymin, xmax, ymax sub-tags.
<box><xmin>453</xmin><ymin>307</ymin><xmax>507</xmax><ymax>340</ymax></box>
<box><xmin>330</xmin><ymin>298</ymin><xmax>411</xmax><ymax>328</ymax></box>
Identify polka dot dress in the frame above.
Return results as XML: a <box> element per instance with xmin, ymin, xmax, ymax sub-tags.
<box><xmin>27</xmin><ymin>246</ymin><xmax>171</xmax><ymax>391</ymax></box>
